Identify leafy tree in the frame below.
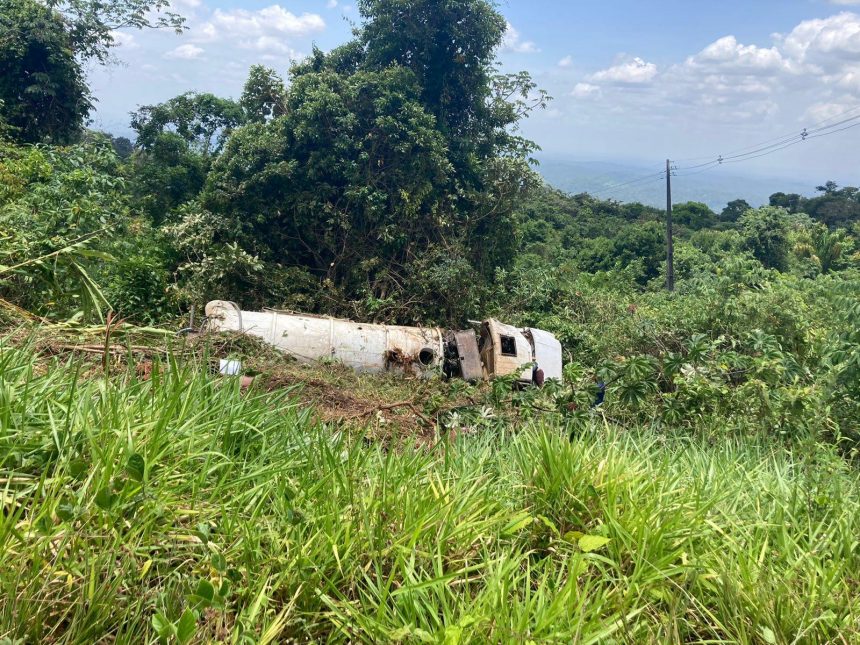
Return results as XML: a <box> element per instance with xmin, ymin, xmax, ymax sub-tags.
<box><xmin>0</xmin><ymin>0</ymin><xmax>184</xmax><ymax>144</ymax></box>
<box><xmin>355</xmin><ymin>0</ymin><xmax>506</xmax><ymax>144</ymax></box>
<box><xmin>130</xmin><ymin>132</ymin><xmax>207</xmax><ymax>224</ymax></box>
<box><xmin>241</xmin><ymin>65</ymin><xmax>287</xmax><ymax>123</ymax></box>
<box><xmin>739</xmin><ymin>206</ymin><xmax>791</xmax><ymax>271</ymax></box>
<box><xmin>0</xmin><ymin>0</ymin><xmax>92</xmax><ymax>143</ymax></box>
<box><xmin>793</xmin><ymin>224</ymin><xmax>852</xmax><ymax>275</ymax></box>
<box><xmin>804</xmin><ymin>183</ymin><xmax>860</xmax><ymax>229</ymax></box>
<box><xmin>720</xmin><ymin>199</ymin><xmax>751</xmax><ymax>223</ymax></box>
<box><xmin>613</xmin><ymin>221</ymin><xmax>665</xmax><ymax>284</ymax></box>
<box><xmin>200</xmin><ymin>66</ymin><xmax>453</xmax><ymax>312</ymax></box>
<box><xmin>108</xmin><ymin>134</ymin><xmax>134</xmax><ymax>159</ymax></box>
<box><xmin>673</xmin><ymin>201</ymin><xmax>715</xmax><ymax>230</ymax></box>
<box><xmin>45</xmin><ymin>0</ymin><xmax>184</xmax><ymax>64</ymax></box>
<box><xmin>816</xmin><ymin>180</ymin><xmax>839</xmax><ymax>195</ymax></box>
<box><xmin>769</xmin><ymin>192</ymin><xmax>803</xmax><ymax>213</ymax></box>
<box><xmin>130</xmin><ymin>92</ymin><xmax>245</xmax><ymax>157</ymax></box>
<box><xmin>128</xmin><ymin>92</ymin><xmax>244</xmax><ymax>223</ymax></box>
<box><xmin>188</xmin><ymin>0</ymin><xmax>545</xmax><ymax>322</ymax></box>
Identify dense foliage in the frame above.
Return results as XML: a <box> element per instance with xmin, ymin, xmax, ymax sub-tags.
<box><xmin>0</xmin><ymin>0</ymin><xmax>92</xmax><ymax>144</ymax></box>
<box><xmin>0</xmin><ymin>137</ymin><xmax>171</xmax><ymax>322</ymax></box>
<box><xmin>0</xmin><ymin>0</ymin><xmax>183</xmax><ymax>145</ymax></box>
<box><xmin>1</xmin><ymin>0</ymin><xmax>859</xmax><ymax>437</ymax></box>
<box><xmin>2</xmin><ymin>0</ymin><xmax>860</xmax><ymax>641</ymax></box>
<box><xmin>1</xmin><ymin>347</ymin><xmax>858</xmax><ymax>643</ymax></box>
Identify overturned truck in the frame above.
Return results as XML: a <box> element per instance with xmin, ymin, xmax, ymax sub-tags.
<box><xmin>204</xmin><ymin>300</ymin><xmax>563</xmax><ymax>384</ymax></box>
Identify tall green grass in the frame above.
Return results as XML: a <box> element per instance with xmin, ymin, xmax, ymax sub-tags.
<box><xmin>1</xmin><ymin>342</ymin><xmax>858</xmax><ymax>643</ymax></box>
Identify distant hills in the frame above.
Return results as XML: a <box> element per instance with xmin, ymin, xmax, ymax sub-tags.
<box><xmin>536</xmin><ymin>156</ymin><xmax>817</xmax><ymax>212</ymax></box>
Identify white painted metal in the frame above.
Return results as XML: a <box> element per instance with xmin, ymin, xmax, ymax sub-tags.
<box><xmin>204</xmin><ymin>301</ymin><xmax>444</xmax><ymax>376</ymax></box>
<box><xmin>525</xmin><ymin>328</ymin><xmax>563</xmax><ymax>381</ymax></box>
<box><xmin>204</xmin><ymin>301</ymin><xmax>564</xmax><ymax>384</ymax></box>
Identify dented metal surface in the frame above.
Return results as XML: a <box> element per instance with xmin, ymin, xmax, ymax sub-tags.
<box><xmin>204</xmin><ymin>300</ymin><xmax>563</xmax><ymax>384</ymax></box>
<box><xmin>451</xmin><ymin>330</ymin><xmax>483</xmax><ymax>383</ymax></box>
<box><xmin>205</xmin><ymin>301</ymin><xmax>444</xmax><ymax>376</ymax></box>
<box><xmin>479</xmin><ymin>319</ymin><xmax>534</xmax><ymax>383</ymax></box>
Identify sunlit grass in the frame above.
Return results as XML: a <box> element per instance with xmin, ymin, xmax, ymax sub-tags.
<box><xmin>0</xmin><ymin>342</ymin><xmax>858</xmax><ymax>644</ymax></box>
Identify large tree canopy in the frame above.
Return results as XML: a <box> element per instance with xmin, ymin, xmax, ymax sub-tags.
<box><xmin>131</xmin><ymin>93</ymin><xmax>245</xmax><ymax>157</ymax></box>
<box><xmin>0</xmin><ymin>0</ymin><xmax>184</xmax><ymax>144</ymax></box>
<box><xmin>179</xmin><ymin>0</ymin><xmax>546</xmax><ymax>323</ymax></box>
<box><xmin>0</xmin><ymin>0</ymin><xmax>91</xmax><ymax>143</ymax></box>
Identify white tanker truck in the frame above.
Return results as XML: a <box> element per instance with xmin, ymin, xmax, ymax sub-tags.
<box><xmin>204</xmin><ymin>300</ymin><xmax>563</xmax><ymax>385</ymax></box>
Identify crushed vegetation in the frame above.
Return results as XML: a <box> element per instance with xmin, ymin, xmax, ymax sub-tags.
<box><xmin>4</xmin><ymin>0</ymin><xmax>860</xmax><ymax>641</ymax></box>
<box><xmin>1</xmin><ymin>337</ymin><xmax>859</xmax><ymax>644</ymax></box>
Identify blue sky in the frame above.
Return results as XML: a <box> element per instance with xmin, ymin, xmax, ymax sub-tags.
<box><xmin>89</xmin><ymin>0</ymin><xmax>860</xmax><ymax>182</ymax></box>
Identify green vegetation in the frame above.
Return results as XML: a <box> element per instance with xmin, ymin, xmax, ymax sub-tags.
<box><xmin>2</xmin><ymin>0</ymin><xmax>860</xmax><ymax>642</ymax></box>
<box><xmin>1</xmin><ymin>346</ymin><xmax>858</xmax><ymax>643</ymax></box>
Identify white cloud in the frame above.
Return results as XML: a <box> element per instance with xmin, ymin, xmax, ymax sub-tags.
<box><xmin>572</xmin><ymin>12</ymin><xmax>860</xmax><ymax>129</ymax></box>
<box><xmin>557</xmin><ymin>55</ymin><xmax>573</xmax><ymax>68</ymax></box>
<box><xmin>190</xmin><ymin>5</ymin><xmax>325</xmax><ymax>55</ymax></box>
<box><xmin>206</xmin><ymin>6</ymin><xmax>325</xmax><ymax>37</ymax></box>
<box><xmin>780</xmin><ymin>12</ymin><xmax>860</xmax><ymax>70</ymax></box>
<box><xmin>501</xmin><ymin>22</ymin><xmax>539</xmax><ymax>54</ymax></box>
<box><xmin>589</xmin><ymin>57</ymin><xmax>657</xmax><ymax>84</ymax></box>
<box><xmin>163</xmin><ymin>44</ymin><xmax>204</xmax><ymax>59</ymax></box>
<box><xmin>110</xmin><ymin>30</ymin><xmax>138</xmax><ymax>50</ymax></box>
<box><xmin>834</xmin><ymin>63</ymin><xmax>860</xmax><ymax>90</ymax></box>
<box><xmin>804</xmin><ymin>99</ymin><xmax>857</xmax><ymax>122</ymax></box>
<box><xmin>187</xmin><ymin>6</ymin><xmax>322</xmax><ymax>53</ymax></box>
<box><xmin>687</xmin><ymin>35</ymin><xmax>789</xmax><ymax>73</ymax></box>
<box><xmin>326</xmin><ymin>0</ymin><xmax>338</xmax><ymax>8</ymax></box>
<box><xmin>571</xmin><ymin>82</ymin><xmax>601</xmax><ymax>98</ymax></box>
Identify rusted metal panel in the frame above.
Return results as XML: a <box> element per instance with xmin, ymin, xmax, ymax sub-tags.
<box><xmin>386</xmin><ymin>326</ymin><xmax>444</xmax><ymax>375</ymax></box>
<box><xmin>453</xmin><ymin>330</ymin><xmax>482</xmax><ymax>382</ymax></box>
<box><xmin>204</xmin><ymin>301</ymin><xmax>563</xmax><ymax>385</ymax></box>
<box><xmin>481</xmin><ymin>319</ymin><xmax>533</xmax><ymax>383</ymax></box>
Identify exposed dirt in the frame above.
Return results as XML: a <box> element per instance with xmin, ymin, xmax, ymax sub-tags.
<box><xmin>20</xmin><ymin>327</ymin><xmax>484</xmax><ymax>439</ymax></box>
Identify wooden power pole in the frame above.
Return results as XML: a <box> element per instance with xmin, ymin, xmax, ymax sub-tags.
<box><xmin>665</xmin><ymin>159</ymin><xmax>675</xmax><ymax>292</ymax></box>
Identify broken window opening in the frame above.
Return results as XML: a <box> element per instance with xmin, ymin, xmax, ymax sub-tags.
<box><xmin>500</xmin><ymin>335</ymin><xmax>517</xmax><ymax>357</ymax></box>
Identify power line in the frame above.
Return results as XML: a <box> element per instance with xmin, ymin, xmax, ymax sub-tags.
<box><xmin>808</xmin><ymin>119</ymin><xmax>860</xmax><ymax>138</ymax></box>
<box><xmin>582</xmin><ymin>105</ymin><xmax>858</xmax><ymax>198</ymax></box>
<box><xmin>672</xmin><ymin>104</ymin><xmax>860</xmax><ymax>167</ymax></box>
<box><xmin>590</xmin><ymin>170</ymin><xmax>666</xmax><ymax>197</ymax></box>
<box><xmin>672</xmin><ymin>110</ymin><xmax>859</xmax><ymax>175</ymax></box>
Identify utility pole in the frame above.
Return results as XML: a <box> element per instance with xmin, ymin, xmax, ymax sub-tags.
<box><xmin>665</xmin><ymin>159</ymin><xmax>675</xmax><ymax>292</ymax></box>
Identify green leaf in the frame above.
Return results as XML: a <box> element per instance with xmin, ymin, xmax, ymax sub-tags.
<box><xmin>578</xmin><ymin>534</ymin><xmax>611</xmax><ymax>553</ymax></box>
<box><xmin>195</xmin><ymin>579</ymin><xmax>215</xmax><ymax>603</ymax></box>
<box><xmin>536</xmin><ymin>514</ymin><xmax>559</xmax><ymax>537</ymax></box>
<box><xmin>563</xmin><ymin>530</ymin><xmax>583</xmax><ymax>543</ymax></box>
<box><xmin>759</xmin><ymin>626</ymin><xmax>776</xmax><ymax>644</ymax></box>
<box><xmin>211</xmin><ymin>552</ymin><xmax>227</xmax><ymax>572</ymax></box>
<box><xmin>125</xmin><ymin>453</ymin><xmax>145</xmax><ymax>482</ymax></box>
<box><xmin>94</xmin><ymin>487</ymin><xmax>115</xmax><ymax>510</ymax></box>
<box><xmin>68</xmin><ymin>459</ymin><xmax>89</xmax><ymax>480</ymax></box>
<box><xmin>501</xmin><ymin>512</ymin><xmax>533</xmax><ymax>535</ymax></box>
<box><xmin>56</xmin><ymin>503</ymin><xmax>76</xmax><ymax>522</ymax></box>
<box><xmin>151</xmin><ymin>612</ymin><xmax>175</xmax><ymax>643</ymax></box>
<box><xmin>176</xmin><ymin>608</ymin><xmax>197</xmax><ymax>645</ymax></box>
<box><xmin>196</xmin><ymin>522</ymin><xmax>210</xmax><ymax>544</ymax></box>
